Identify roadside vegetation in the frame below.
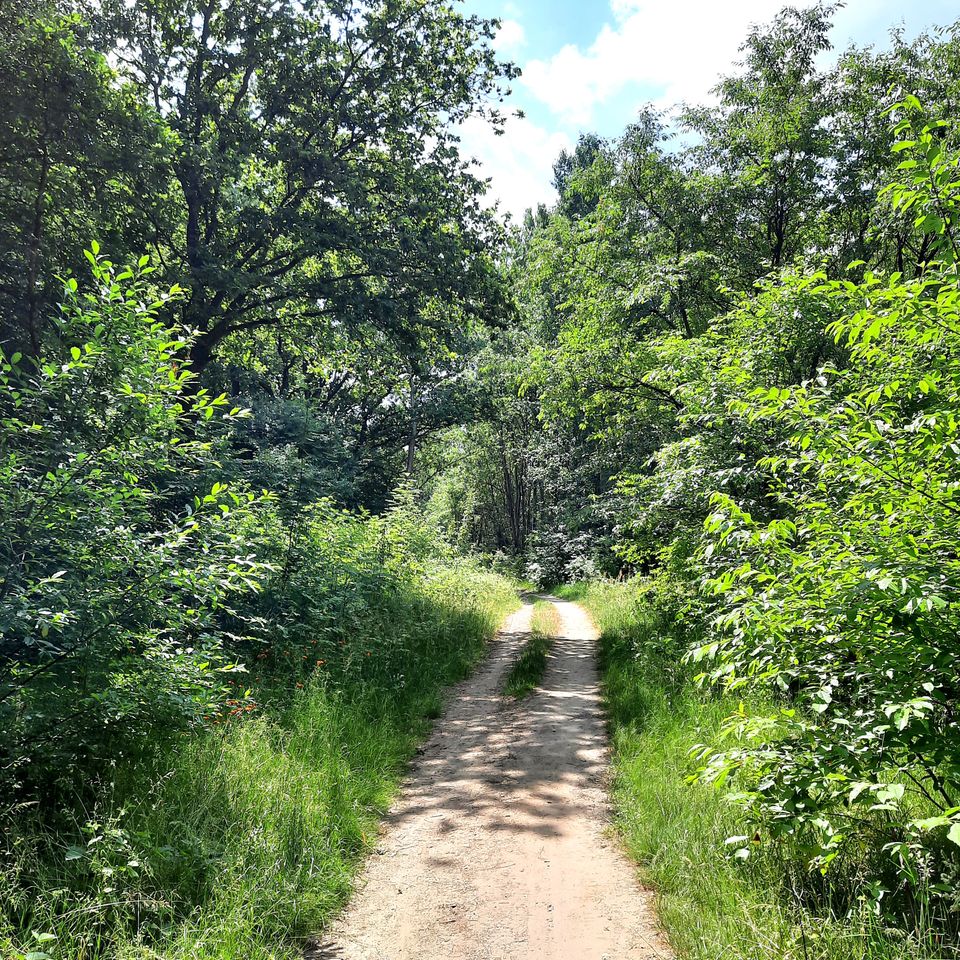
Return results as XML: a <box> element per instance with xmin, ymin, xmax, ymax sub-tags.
<box><xmin>5</xmin><ymin>0</ymin><xmax>960</xmax><ymax>957</ymax></box>
<box><xmin>561</xmin><ymin>580</ymin><xmax>955</xmax><ymax>960</ymax></box>
<box><xmin>0</xmin><ymin>269</ymin><xmax>518</xmax><ymax>952</ymax></box>
<box><xmin>4</xmin><ymin>548</ymin><xmax>514</xmax><ymax>960</ymax></box>
<box><xmin>0</xmin><ymin>258</ymin><xmax>519</xmax><ymax>958</ymax></box>
<box><xmin>503</xmin><ymin>600</ymin><xmax>559</xmax><ymax>698</ymax></box>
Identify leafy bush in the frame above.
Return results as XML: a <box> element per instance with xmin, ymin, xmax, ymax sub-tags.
<box><xmin>0</xmin><ymin>258</ymin><xmax>519</xmax><ymax>956</ymax></box>
<box><xmin>0</xmin><ymin>250</ymin><xmax>262</xmax><ymax>803</ymax></box>
<box><xmin>564</xmin><ymin>577</ymin><xmax>955</xmax><ymax>960</ymax></box>
<box><xmin>695</xmin><ymin>103</ymin><xmax>960</xmax><ymax>898</ymax></box>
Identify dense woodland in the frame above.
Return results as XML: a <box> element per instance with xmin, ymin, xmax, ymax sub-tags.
<box><xmin>3</xmin><ymin>1</ymin><xmax>960</xmax><ymax>958</ymax></box>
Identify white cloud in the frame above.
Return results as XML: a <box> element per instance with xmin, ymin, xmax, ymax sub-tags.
<box><xmin>458</xmin><ymin>112</ymin><xmax>571</xmax><ymax>222</ymax></box>
<box><xmin>522</xmin><ymin>0</ymin><xmax>796</xmax><ymax>126</ymax></box>
<box><xmin>494</xmin><ymin>18</ymin><xmax>526</xmax><ymax>52</ymax></box>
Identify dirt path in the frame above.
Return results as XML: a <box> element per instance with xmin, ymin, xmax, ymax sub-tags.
<box><xmin>312</xmin><ymin>596</ymin><xmax>673</xmax><ymax>960</ymax></box>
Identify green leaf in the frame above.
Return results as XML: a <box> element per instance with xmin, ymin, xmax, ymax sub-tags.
<box><xmin>912</xmin><ymin>816</ymin><xmax>950</xmax><ymax>832</ymax></box>
<box><xmin>948</xmin><ymin>823</ymin><xmax>960</xmax><ymax>849</ymax></box>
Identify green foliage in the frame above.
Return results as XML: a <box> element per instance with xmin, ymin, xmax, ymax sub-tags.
<box><xmin>612</xmin><ymin>266</ymin><xmax>847</xmax><ymax>572</ymax></box>
<box><xmin>0</xmin><ymin>251</ymin><xmax>520</xmax><ymax>958</ymax></box>
<box><xmin>565</xmin><ymin>578</ymin><xmax>955</xmax><ymax>960</ymax></box>
<box><xmin>0</xmin><ymin>251</ymin><xmax>262</xmax><ymax>801</ymax></box>
<box><xmin>506</xmin><ymin>4</ymin><xmax>960</xmax><ymax>582</ymax></box>
<box><xmin>0</xmin><ymin>1</ymin><xmax>525</xmax><ymax>952</ymax></box>
<box><xmin>0</xmin><ymin>1</ymin><xmax>519</xmax><ymax>511</ymax></box>
<box><xmin>694</xmin><ymin>104</ymin><xmax>960</xmax><ymax>892</ymax></box>
<box><xmin>0</xmin><ymin>11</ymin><xmax>166</xmax><ymax>355</ymax></box>
<box><xmin>86</xmin><ymin>0</ymin><xmax>513</xmax><ymax>374</ymax></box>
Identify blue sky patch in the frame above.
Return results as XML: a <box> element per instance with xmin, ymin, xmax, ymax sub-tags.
<box><xmin>458</xmin><ymin>0</ymin><xmax>960</xmax><ymax>220</ymax></box>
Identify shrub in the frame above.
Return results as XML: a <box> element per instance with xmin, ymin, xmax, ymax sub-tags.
<box><xmin>695</xmin><ymin>104</ymin><xmax>960</xmax><ymax>902</ymax></box>
<box><xmin>0</xmin><ymin>249</ymin><xmax>263</xmax><ymax>804</ymax></box>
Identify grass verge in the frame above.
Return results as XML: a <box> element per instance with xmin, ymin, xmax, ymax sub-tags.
<box><xmin>2</xmin><ymin>563</ymin><xmax>518</xmax><ymax>960</ymax></box>
<box><xmin>556</xmin><ymin>578</ymin><xmax>956</xmax><ymax>960</ymax></box>
<box><xmin>503</xmin><ymin>599</ymin><xmax>560</xmax><ymax>698</ymax></box>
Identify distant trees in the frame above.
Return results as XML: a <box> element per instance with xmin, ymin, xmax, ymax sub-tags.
<box><xmin>450</xmin><ymin>3</ymin><xmax>960</xmax><ymax>588</ymax></box>
<box><xmin>552</xmin><ymin>132</ymin><xmax>603</xmax><ymax>219</ymax></box>
<box><xmin>426</xmin><ymin>2</ymin><xmax>960</xmax><ymax>911</ymax></box>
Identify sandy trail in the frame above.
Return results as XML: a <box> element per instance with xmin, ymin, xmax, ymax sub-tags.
<box><xmin>312</xmin><ymin>596</ymin><xmax>673</xmax><ymax>960</ymax></box>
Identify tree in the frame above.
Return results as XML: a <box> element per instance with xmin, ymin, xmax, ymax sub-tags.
<box><xmin>683</xmin><ymin>3</ymin><xmax>835</xmax><ymax>275</ymax></box>
<box><xmin>552</xmin><ymin>132</ymin><xmax>604</xmax><ymax>219</ymax></box>
<box><xmin>697</xmin><ymin>106</ymin><xmax>960</xmax><ymax>876</ymax></box>
<box><xmin>0</xmin><ymin>11</ymin><xmax>165</xmax><ymax>355</ymax></box>
<box><xmin>92</xmin><ymin>0</ymin><xmax>517</xmax><ymax>374</ymax></box>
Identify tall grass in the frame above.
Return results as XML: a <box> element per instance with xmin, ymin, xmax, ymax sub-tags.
<box><xmin>503</xmin><ymin>600</ymin><xmax>559</xmax><ymax>698</ymax></box>
<box><xmin>557</xmin><ymin>579</ymin><xmax>957</xmax><ymax>960</ymax></box>
<box><xmin>1</xmin><ymin>563</ymin><xmax>518</xmax><ymax>960</ymax></box>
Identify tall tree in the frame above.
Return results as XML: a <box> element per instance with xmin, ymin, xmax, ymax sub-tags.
<box><xmin>683</xmin><ymin>3</ymin><xmax>835</xmax><ymax>275</ymax></box>
<box><xmin>94</xmin><ymin>0</ymin><xmax>517</xmax><ymax>373</ymax></box>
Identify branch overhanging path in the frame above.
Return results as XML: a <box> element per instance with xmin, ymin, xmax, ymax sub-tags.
<box><xmin>312</xmin><ymin>596</ymin><xmax>673</xmax><ymax>960</ymax></box>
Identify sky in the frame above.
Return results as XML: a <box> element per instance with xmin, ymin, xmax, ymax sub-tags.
<box><xmin>457</xmin><ymin>0</ymin><xmax>960</xmax><ymax>222</ymax></box>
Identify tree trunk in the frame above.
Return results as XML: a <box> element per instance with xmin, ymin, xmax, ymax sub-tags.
<box><xmin>405</xmin><ymin>369</ymin><xmax>418</xmax><ymax>474</ymax></box>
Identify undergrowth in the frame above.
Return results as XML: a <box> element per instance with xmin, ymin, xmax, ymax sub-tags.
<box><xmin>1</xmin><ymin>562</ymin><xmax>518</xmax><ymax>960</ymax></box>
<box><xmin>503</xmin><ymin>599</ymin><xmax>559</xmax><ymax>698</ymax></box>
<box><xmin>557</xmin><ymin>578</ymin><xmax>958</xmax><ymax>960</ymax></box>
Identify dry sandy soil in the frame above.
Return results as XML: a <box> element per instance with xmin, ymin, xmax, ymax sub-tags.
<box><xmin>310</xmin><ymin>596</ymin><xmax>673</xmax><ymax>960</ymax></box>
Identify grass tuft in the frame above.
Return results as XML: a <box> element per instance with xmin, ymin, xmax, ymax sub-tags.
<box><xmin>503</xmin><ymin>600</ymin><xmax>560</xmax><ymax>699</ymax></box>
